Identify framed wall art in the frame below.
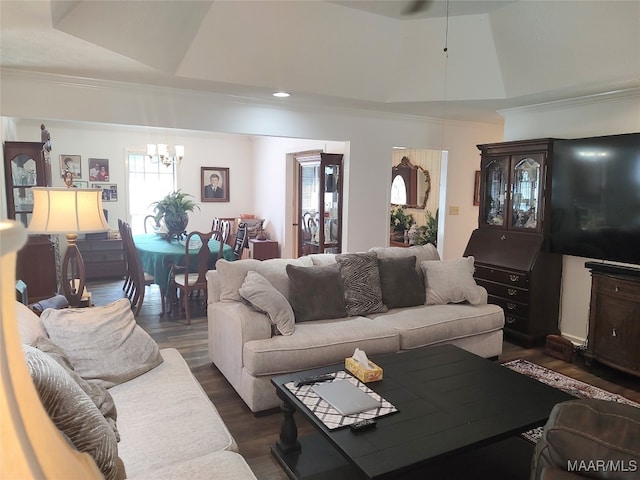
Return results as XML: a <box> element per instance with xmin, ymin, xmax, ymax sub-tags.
<box><xmin>60</xmin><ymin>155</ymin><xmax>82</xmax><ymax>179</ymax></box>
<box><xmin>201</xmin><ymin>167</ymin><xmax>229</xmax><ymax>202</ymax></box>
<box><xmin>88</xmin><ymin>158</ymin><xmax>110</xmax><ymax>182</ymax></box>
<box><xmin>92</xmin><ymin>183</ymin><xmax>118</xmax><ymax>202</ymax></box>
<box><xmin>72</xmin><ymin>180</ymin><xmax>88</xmax><ymax>188</ymax></box>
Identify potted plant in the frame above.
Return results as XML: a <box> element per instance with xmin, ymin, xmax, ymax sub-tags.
<box><xmin>412</xmin><ymin>208</ymin><xmax>439</xmax><ymax>246</ymax></box>
<box><xmin>390</xmin><ymin>205</ymin><xmax>414</xmax><ymax>242</ymax></box>
<box><xmin>151</xmin><ymin>190</ymin><xmax>200</xmax><ymax>240</ymax></box>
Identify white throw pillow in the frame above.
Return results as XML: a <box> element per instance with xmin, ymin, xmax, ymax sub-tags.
<box><xmin>421</xmin><ymin>256</ymin><xmax>487</xmax><ymax>305</ymax></box>
<box><xmin>40</xmin><ymin>298</ymin><xmax>163</xmax><ymax>388</ymax></box>
<box><xmin>239</xmin><ymin>271</ymin><xmax>295</xmax><ymax>335</ymax></box>
<box><xmin>16</xmin><ymin>301</ymin><xmax>46</xmax><ymax>346</ymax></box>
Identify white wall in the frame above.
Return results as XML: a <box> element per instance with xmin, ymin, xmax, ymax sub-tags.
<box><xmin>7</xmin><ymin>119</ymin><xmax>256</xmax><ymax>234</ymax></box>
<box><xmin>1</xmin><ymin>71</ymin><xmax>503</xmax><ymax>258</ymax></box>
<box><xmin>500</xmin><ymin>89</ymin><xmax>640</xmax><ymax>344</ymax></box>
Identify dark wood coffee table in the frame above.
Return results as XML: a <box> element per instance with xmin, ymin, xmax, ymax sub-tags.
<box><xmin>270</xmin><ymin>344</ymin><xmax>574</xmax><ymax>479</ymax></box>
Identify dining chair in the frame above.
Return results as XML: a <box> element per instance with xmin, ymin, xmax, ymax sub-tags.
<box><xmin>119</xmin><ymin>219</ymin><xmax>162</xmax><ymax>316</ymax></box>
<box><xmin>118</xmin><ymin>219</ymin><xmax>133</xmax><ymax>294</ymax></box>
<box><xmin>144</xmin><ymin>214</ymin><xmax>160</xmax><ymax>233</ymax></box>
<box><xmin>219</xmin><ymin>219</ymin><xmax>231</xmax><ymax>245</ymax></box>
<box><xmin>166</xmin><ymin>229</ymin><xmax>224</xmax><ymax>325</ymax></box>
<box><xmin>211</xmin><ymin>216</ymin><xmax>220</xmax><ymax>232</ymax></box>
<box><xmin>232</xmin><ymin>222</ymin><xmax>248</xmax><ymax>260</ymax></box>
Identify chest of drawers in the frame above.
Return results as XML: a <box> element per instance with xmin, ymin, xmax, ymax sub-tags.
<box><xmin>77</xmin><ymin>238</ymin><xmax>127</xmax><ymax>280</ymax></box>
<box><xmin>464</xmin><ymin>229</ymin><xmax>562</xmax><ymax>346</ymax></box>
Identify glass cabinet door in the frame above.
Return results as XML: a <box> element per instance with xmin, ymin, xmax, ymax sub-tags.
<box><xmin>481</xmin><ymin>157</ymin><xmax>509</xmax><ymax>226</ymax></box>
<box><xmin>322</xmin><ymin>162</ymin><xmax>341</xmax><ymax>253</ymax></box>
<box><xmin>510</xmin><ymin>155</ymin><xmax>542</xmax><ymax>230</ymax></box>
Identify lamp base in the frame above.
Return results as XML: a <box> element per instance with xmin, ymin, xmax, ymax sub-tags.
<box><xmin>61</xmin><ymin>234</ymin><xmax>86</xmax><ymax>307</ymax></box>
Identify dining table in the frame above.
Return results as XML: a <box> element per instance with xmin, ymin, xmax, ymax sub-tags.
<box><xmin>133</xmin><ymin>233</ymin><xmax>235</xmax><ymax>297</ymax></box>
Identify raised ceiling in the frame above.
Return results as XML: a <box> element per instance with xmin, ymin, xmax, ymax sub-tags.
<box><xmin>1</xmin><ymin>1</ymin><xmax>639</xmax><ymax>123</ymax></box>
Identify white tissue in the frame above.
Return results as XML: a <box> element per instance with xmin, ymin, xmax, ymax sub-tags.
<box><xmin>352</xmin><ymin>348</ymin><xmax>370</xmax><ymax>369</ymax></box>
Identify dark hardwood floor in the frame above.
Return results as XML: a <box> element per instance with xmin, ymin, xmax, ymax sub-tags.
<box><xmin>87</xmin><ymin>278</ymin><xmax>640</xmax><ymax>480</ymax></box>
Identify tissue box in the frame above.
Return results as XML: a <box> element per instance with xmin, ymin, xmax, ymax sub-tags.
<box><xmin>345</xmin><ymin>357</ymin><xmax>383</xmax><ymax>383</ymax></box>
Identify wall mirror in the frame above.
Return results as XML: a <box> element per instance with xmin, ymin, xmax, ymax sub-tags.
<box><xmin>391</xmin><ymin>156</ymin><xmax>431</xmax><ymax>208</ymax></box>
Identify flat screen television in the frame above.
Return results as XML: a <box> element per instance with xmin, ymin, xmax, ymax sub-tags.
<box><xmin>549</xmin><ymin>133</ymin><xmax>640</xmax><ymax>265</ymax></box>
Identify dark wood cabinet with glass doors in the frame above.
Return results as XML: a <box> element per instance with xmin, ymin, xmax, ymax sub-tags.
<box><xmin>464</xmin><ymin>139</ymin><xmax>562</xmax><ymax>346</ymax></box>
<box><xmin>3</xmin><ymin>141</ymin><xmax>57</xmax><ymax>302</ymax></box>
<box><xmin>297</xmin><ymin>152</ymin><xmax>343</xmax><ymax>256</ymax></box>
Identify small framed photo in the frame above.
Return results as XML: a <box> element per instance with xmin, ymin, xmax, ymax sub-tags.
<box><xmin>201</xmin><ymin>167</ymin><xmax>229</xmax><ymax>202</ymax></box>
<box><xmin>92</xmin><ymin>183</ymin><xmax>118</xmax><ymax>202</ymax></box>
<box><xmin>73</xmin><ymin>180</ymin><xmax>88</xmax><ymax>188</ymax></box>
<box><xmin>88</xmin><ymin>158</ymin><xmax>110</xmax><ymax>182</ymax></box>
<box><xmin>60</xmin><ymin>155</ymin><xmax>82</xmax><ymax>179</ymax></box>
<box><xmin>473</xmin><ymin>170</ymin><xmax>481</xmax><ymax>206</ymax></box>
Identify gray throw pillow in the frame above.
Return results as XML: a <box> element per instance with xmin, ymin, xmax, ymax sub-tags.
<box><xmin>40</xmin><ymin>298</ymin><xmax>163</xmax><ymax>388</ymax></box>
<box><xmin>23</xmin><ymin>344</ymin><xmax>121</xmax><ymax>480</ymax></box>
<box><xmin>378</xmin><ymin>255</ymin><xmax>426</xmax><ymax>309</ymax></box>
<box><xmin>239</xmin><ymin>271</ymin><xmax>295</xmax><ymax>335</ymax></box>
<box><xmin>286</xmin><ymin>263</ymin><xmax>347</xmax><ymax>322</ymax></box>
<box><xmin>336</xmin><ymin>252</ymin><xmax>388</xmax><ymax>316</ymax></box>
<box><xmin>34</xmin><ymin>335</ymin><xmax>120</xmax><ymax>441</ymax></box>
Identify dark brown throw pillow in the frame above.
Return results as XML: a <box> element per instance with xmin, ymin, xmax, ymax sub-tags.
<box><xmin>286</xmin><ymin>263</ymin><xmax>347</xmax><ymax>322</ymax></box>
<box><xmin>378</xmin><ymin>255</ymin><xmax>426</xmax><ymax>309</ymax></box>
<box><xmin>336</xmin><ymin>252</ymin><xmax>387</xmax><ymax>316</ymax></box>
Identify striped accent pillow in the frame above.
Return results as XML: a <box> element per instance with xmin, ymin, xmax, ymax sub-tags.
<box><xmin>336</xmin><ymin>252</ymin><xmax>387</xmax><ymax>316</ymax></box>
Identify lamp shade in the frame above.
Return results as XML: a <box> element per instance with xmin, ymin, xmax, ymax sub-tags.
<box><xmin>28</xmin><ymin>188</ymin><xmax>109</xmax><ymax>234</ymax></box>
<box><xmin>1</xmin><ymin>220</ymin><xmax>102</xmax><ymax>478</ymax></box>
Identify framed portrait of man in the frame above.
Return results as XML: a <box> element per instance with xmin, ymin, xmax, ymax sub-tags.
<box><xmin>201</xmin><ymin>167</ymin><xmax>229</xmax><ymax>202</ymax></box>
<box><xmin>60</xmin><ymin>155</ymin><xmax>82</xmax><ymax>179</ymax></box>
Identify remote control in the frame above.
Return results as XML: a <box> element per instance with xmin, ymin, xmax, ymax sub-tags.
<box><xmin>294</xmin><ymin>373</ymin><xmax>335</xmax><ymax>387</ymax></box>
<box><xmin>350</xmin><ymin>419</ymin><xmax>376</xmax><ymax>432</ymax></box>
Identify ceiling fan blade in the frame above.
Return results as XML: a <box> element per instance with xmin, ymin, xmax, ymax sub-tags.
<box><xmin>403</xmin><ymin>0</ymin><xmax>433</xmax><ymax>16</ymax></box>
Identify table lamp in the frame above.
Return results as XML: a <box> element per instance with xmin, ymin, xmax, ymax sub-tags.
<box><xmin>1</xmin><ymin>220</ymin><xmax>102</xmax><ymax>478</ymax></box>
<box><xmin>28</xmin><ymin>187</ymin><xmax>109</xmax><ymax>307</ymax></box>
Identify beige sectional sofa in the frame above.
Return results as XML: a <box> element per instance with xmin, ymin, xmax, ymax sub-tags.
<box><xmin>207</xmin><ymin>245</ymin><xmax>505</xmax><ymax>413</ymax></box>
<box><xmin>17</xmin><ymin>299</ymin><xmax>256</xmax><ymax>480</ymax></box>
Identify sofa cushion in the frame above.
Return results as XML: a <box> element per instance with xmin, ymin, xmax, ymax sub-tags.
<box><xmin>239</xmin><ymin>271</ymin><xmax>295</xmax><ymax>336</ymax></box>
<box><xmin>378</xmin><ymin>255</ymin><xmax>426</xmax><ymax>309</ymax></box>
<box><xmin>33</xmin><ymin>335</ymin><xmax>119</xmax><ymax>440</ymax></box>
<box><xmin>216</xmin><ymin>257</ymin><xmax>312</xmax><ymax>302</ymax></box>
<box><xmin>23</xmin><ymin>344</ymin><xmax>120</xmax><ymax>480</ymax></box>
<box><xmin>127</xmin><ymin>451</ymin><xmax>257</xmax><ymax>480</ymax></box>
<box><xmin>109</xmin><ymin>348</ymin><xmax>239</xmax><ymax>478</ymax></box>
<box><xmin>370</xmin><ymin>303</ymin><xmax>504</xmax><ymax>350</ymax></box>
<box><xmin>40</xmin><ymin>298</ymin><xmax>163</xmax><ymax>388</ymax></box>
<box><xmin>16</xmin><ymin>300</ymin><xmax>46</xmax><ymax>345</ymax></box>
<box><xmin>286</xmin><ymin>263</ymin><xmax>347</xmax><ymax>322</ymax></box>
<box><xmin>243</xmin><ymin>316</ymin><xmax>400</xmax><ymax>376</ymax></box>
<box><xmin>336</xmin><ymin>252</ymin><xmax>387</xmax><ymax>316</ymax></box>
<box><xmin>309</xmin><ymin>253</ymin><xmax>337</xmax><ymax>266</ymax></box>
<box><xmin>421</xmin><ymin>257</ymin><xmax>487</xmax><ymax>305</ymax></box>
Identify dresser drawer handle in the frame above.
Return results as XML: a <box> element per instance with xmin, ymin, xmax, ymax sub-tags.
<box><xmin>614</xmin><ymin>285</ymin><xmax>619</xmax><ymax>292</ymax></box>
<box><xmin>507</xmin><ymin>303</ymin><xmax>517</xmax><ymax>310</ymax></box>
<box><xmin>500</xmin><ymin>235</ymin><xmax>506</xmax><ymax>241</ymax></box>
<box><xmin>507</xmin><ymin>288</ymin><xmax>517</xmax><ymax>296</ymax></box>
<box><xmin>509</xmin><ymin>275</ymin><xmax>520</xmax><ymax>282</ymax></box>
<box><xmin>506</xmin><ymin>316</ymin><xmax>516</xmax><ymax>324</ymax></box>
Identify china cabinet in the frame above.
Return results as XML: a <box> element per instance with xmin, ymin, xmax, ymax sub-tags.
<box><xmin>3</xmin><ymin>141</ymin><xmax>57</xmax><ymax>301</ymax></box>
<box><xmin>584</xmin><ymin>262</ymin><xmax>640</xmax><ymax>377</ymax></box>
<box><xmin>464</xmin><ymin>139</ymin><xmax>562</xmax><ymax>346</ymax></box>
<box><xmin>297</xmin><ymin>152</ymin><xmax>343</xmax><ymax>256</ymax></box>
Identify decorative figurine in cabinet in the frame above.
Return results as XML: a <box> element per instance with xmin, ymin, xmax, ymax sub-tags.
<box><xmin>3</xmin><ymin>141</ymin><xmax>57</xmax><ymax>301</ymax></box>
<box><xmin>465</xmin><ymin>139</ymin><xmax>562</xmax><ymax>346</ymax></box>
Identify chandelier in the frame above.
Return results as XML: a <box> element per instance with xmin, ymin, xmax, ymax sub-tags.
<box><xmin>147</xmin><ymin>144</ymin><xmax>184</xmax><ymax>167</ymax></box>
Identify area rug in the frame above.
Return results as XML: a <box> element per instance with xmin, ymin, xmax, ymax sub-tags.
<box><xmin>503</xmin><ymin>359</ymin><xmax>640</xmax><ymax>444</ymax></box>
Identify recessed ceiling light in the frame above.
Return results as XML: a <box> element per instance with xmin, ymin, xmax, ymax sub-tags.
<box><xmin>392</xmin><ymin>146</ymin><xmax>407</xmax><ymax>150</ymax></box>
<box><xmin>272</xmin><ymin>91</ymin><xmax>290</xmax><ymax>98</ymax></box>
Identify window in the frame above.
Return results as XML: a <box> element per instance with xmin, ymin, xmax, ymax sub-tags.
<box><xmin>127</xmin><ymin>152</ymin><xmax>176</xmax><ymax>234</ymax></box>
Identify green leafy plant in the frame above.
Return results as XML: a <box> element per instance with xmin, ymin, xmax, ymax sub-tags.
<box><xmin>390</xmin><ymin>205</ymin><xmax>414</xmax><ymax>233</ymax></box>
<box><xmin>151</xmin><ymin>190</ymin><xmax>199</xmax><ymax>223</ymax></box>
<box><xmin>412</xmin><ymin>208</ymin><xmax>439</xmax><ymax>246</ymax></box>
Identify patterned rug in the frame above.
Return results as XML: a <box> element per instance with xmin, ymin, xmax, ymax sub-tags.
<box><xmin>503</xmin><ymin>359</ymin><xmax>640</xmax><ymax>444</ymax></box>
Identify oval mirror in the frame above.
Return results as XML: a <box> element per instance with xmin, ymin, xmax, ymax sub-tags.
<box><xmin>391</xmin><ymin>156</ymin><xmax>430</xmax><ymax>209</ymax></box>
